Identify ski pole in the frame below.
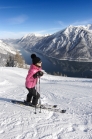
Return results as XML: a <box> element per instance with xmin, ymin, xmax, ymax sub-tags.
<box><xmin>34</xmin><ymin>81</ymin><xmax>37</xmax><ymax>114</ymax></box>
<box><xmin>39</xmin><ymin>77</ymin><xmax>41</xmax><ymax>113</ymax></box>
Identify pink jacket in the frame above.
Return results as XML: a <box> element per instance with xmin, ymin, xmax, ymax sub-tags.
<box><xmin>25</xmin><ymin>64</ymin><xmax>41</xmax><ymax>88</ymax></box>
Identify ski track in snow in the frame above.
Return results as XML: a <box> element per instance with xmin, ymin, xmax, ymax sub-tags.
<box><xmin>0</xmin><ymin>67</ymin><xmax>92</xmax><ymax>139</ymax></box>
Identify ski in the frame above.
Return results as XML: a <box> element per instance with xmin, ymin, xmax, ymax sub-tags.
<box><xmin>11</xmin><ymin>99</ymin><xmax>66</xmax><ymax>113</ymax></box>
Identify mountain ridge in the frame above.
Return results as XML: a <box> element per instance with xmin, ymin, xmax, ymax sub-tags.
<box><xmin>1</xmin><ymin>24</ymin><xmax>92</xmax><ymax>61</ymax></box>
<box><xmin>32</xmin><ymin>24</ymin><xmax>92</xmax><ymax>61</ymax></box>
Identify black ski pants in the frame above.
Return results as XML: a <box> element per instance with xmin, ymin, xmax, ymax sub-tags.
<box><xmin>26</xmin><ymin>87</ymin><xmax>40</xmax><ymax>105</ymax></box>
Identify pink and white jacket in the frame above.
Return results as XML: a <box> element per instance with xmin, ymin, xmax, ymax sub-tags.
<box><xmin>25</xmin><ymin>64</ymin><xmax>41</xmax><ymax>88</ymax></box>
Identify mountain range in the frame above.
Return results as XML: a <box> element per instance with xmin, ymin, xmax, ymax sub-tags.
<box><xmin>1</xmin><ymin>24</ymin><xmax>92</xmax><ymax>62</ymax></box>
<box><xmin>30</xmin><ymin>24</ymin><xmax>92</xmax><ymax>61</ymax></box>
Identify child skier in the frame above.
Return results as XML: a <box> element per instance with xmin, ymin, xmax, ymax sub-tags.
<box><xmin>25</xmin><ymin>54</ymin><xmax>43</xmax><ymax>106</ymax></box>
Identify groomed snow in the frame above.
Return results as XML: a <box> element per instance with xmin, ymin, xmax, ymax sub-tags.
<box><xmin>0</xmin><ymin>67</ymin><xmax>92</xmax><ymax>139</ymax></box>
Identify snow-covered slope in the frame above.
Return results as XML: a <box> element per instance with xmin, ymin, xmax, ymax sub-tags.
<box><xmin>0</xmin><ymin>40</ymin><xmax>17</xmax><ymax>66</ymax></box>
<box><xmin>0</xmin><ymin>40</ymin><xmax>16</xmax><ymax>54</ymax></box>
<box><xmin>32</xmin><ymin>24</ymin><xmax>92</xmax><ymax>61</ymax></box>
<box><xmin>0</xmin><ymin>67</ymin><xmax>92</xmax><ymax>139</ymax></box>
<box><xmin>17</xmin><ymin>33</ymin><xmax>48</xmax><ymax>49</ymax></box>
<box><xmin>85</xmin><ymin>24</ymin><xmax>92</xmax><ymax>30</ymax></box>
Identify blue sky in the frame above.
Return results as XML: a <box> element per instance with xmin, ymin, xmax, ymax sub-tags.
<box><xmin>0</xmin><ymin>0</ymin><xmax>92</xmax><ymax>39</ymax></box>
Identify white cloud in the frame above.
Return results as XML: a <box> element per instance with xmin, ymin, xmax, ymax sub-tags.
<box><xmin>0</xmin><ymin>28</ymin><xmax>64</xmax><ymax>39</ymax></box>
<box><xmin>0</xmin><ymin>30</ymin><xmax>51</xmax><ymax>39</ymax></box>
<box><xmin>0</xmin><ymin>6</ymin><xmax>13</xmax><ymax>9</ymax></box>
<box><xmin>58</xmin><ymin>21</ymin><xmax>65</xmax><ymax>26</ymax></box>
<box><xmin>7</xmin><ymin>15</ymin><xmax>28</xmax><ymax>24</ymax></box>
<box><xmin>0</xmin><ymin>18</ymin><xmax>92</xmax><ymax>39</ymax></box>
<box><xmin>71</xmin><ymin>19</ymin><xmax>92</xmax><ymax>26</ymax></box>
<box><xmin>0</xmin><ymin>31</ymin><xmax>29</xmax><ymax>39</ymax></box>
<box><xmin>57</xmin><ymin>19</ymin><xmax>92</xmax><ymax>27</ymax></box>
<box><xmin>35</xmin><ymin>28</ymin><xmax>63</xmax><ymax>35</ymax></box>
<box><xmin>0</xmin><ymin>6</ymin><xmax>28</xmax><ymax>9</ymax></box>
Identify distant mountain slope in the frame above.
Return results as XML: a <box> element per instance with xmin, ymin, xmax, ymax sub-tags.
<box><xmin>0</xmin><ymin>40</ymin><xmax>16</xmax><ymax>54</ymax></box>
<box><xmin>32</xmin><ymin>24</ymin><xmax>92</xmax><ymax>61</ymax></box>
<box><xmin>17</xmin><ymin>33</ymin><xmax>48</xmax><ymax>49</ymax></box>
<box><xmin>2</xmin><ymin>33</ymin><xmax>51</xmax><ymax>49</ymax></box>
<box><xmin>2</xmin><ymin>24</ymin><xmax>92</xmax><ymax>61</ymax></box>
<box><xmin>0</xmin><ymin>40</ymin><xmax>16</xmax><ymax>66</ymax></box>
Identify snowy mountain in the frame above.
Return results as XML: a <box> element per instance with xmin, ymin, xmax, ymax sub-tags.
<box><xmin>0</xmin><ymin>67</ymin><xmax>92</xmax><ymax>139</ymax></box>
<box><xmin>2</xmin><ymin>24</ymin><xmax>92</xmax><ymax>61</ymax></box>
<box><xmin>16</xmin><ymin>33</ymin><xmax>48</xmax><ymax>49</ymax></box>
<box><xmin>0</xmin><ymin>40</ymin><xmax>16</xmax><ymax>55</ymax></box>
<box><xmin>0</xmin><ymin>40</ymin><xmax>17</xmax><ymax>66</ymax></box>
<box><xmin>32</xmin><ymin>24</ymin><xmax>92</xmax><ymax>61</ymax></box>
<box><xmin>2</xmin><ymin>33</ymin><xmax>51</xmax><ymax>50</ymax></box>
<box><xmin>85</xmin><ymin>24</ymin><xmax>92</xmax><ymax>30</ymax></box>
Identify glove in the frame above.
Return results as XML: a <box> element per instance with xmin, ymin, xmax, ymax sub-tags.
<box><xmin>33</xmin><ymin>71</ymin><xmax>43</xmax><ymax>78</ymax></box>
<box><xmin>39</xmin><ymin>71</ymin><xmax>43</xmax><ymax>76</ymax></box>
